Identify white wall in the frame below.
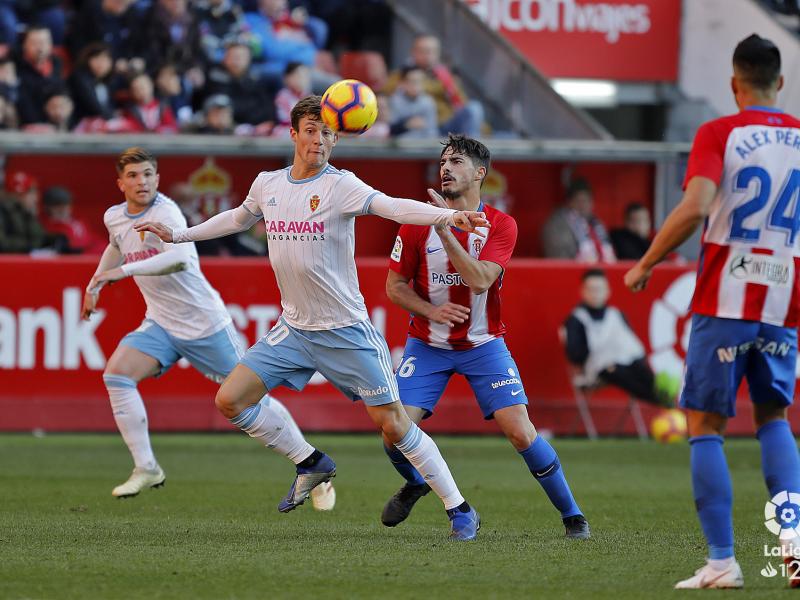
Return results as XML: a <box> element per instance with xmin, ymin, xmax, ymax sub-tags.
<box><xmin>681</xmin><ymin>0</ymin><xmax>800</xmax><ymax>115</ymax></box>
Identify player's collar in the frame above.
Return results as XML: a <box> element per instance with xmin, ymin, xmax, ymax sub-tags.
<box><xmin>287</xmin><ymin>164</ymin><xmax>328</xmax><ymax>184</ymax></box>
<box><xmin>124</xmin><ymin>194</ymin><xmax>158</xmax><ymax>219</ymax></box>
<box><xmin>746</xmin><ymin>105</ymin><xmax>783</xmax><ymax>114</ymax></box>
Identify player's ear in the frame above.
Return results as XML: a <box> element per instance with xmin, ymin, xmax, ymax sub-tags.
<box><xmin>730</xmin><ymin>76</ymin><xmax>738</xmax><ymax>97</ymax></box>
<box><xmin>777</xmin><ymin>74</ymin><xmax>784</xmax><ymax>92</ymax></box>
<box><xmin>476</xmin><ymin>166</ymin><xmax>486</xmax><ymax>182</ymax></box>
<box><xmin>116</xmin><ymin>178</ymin><xmax>124</xmax><ymax>193</ymax></box>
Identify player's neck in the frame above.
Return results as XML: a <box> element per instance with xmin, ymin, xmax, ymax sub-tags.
<box><xmin>449</xmin><ymin>193</ymin><xmax>481</xmax><ymax>212</ymax></box>
<box><xmin>290</xmin><ymin>162</ymin><xmax>325</xmax><ymax>181</ymax></box>
<box><xmin>737</xmin><ymin>92</ymin><xmax>777</xmax><ymax>111</ymax></box>
<box><xmin>125</xmin><ymin>197</ymin><xmax>154</xmax><ymax>215</ymax></box>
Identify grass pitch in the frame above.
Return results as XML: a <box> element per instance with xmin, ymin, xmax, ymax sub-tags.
<box><xmin>0</xmin><ymin>434</ymin><xmax>792</xmax><ymax>598</ymax></box>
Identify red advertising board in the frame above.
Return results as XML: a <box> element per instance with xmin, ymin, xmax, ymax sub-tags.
<box><xmin>0</xmin><ymin>256</ymin><xmax>792</xmax><ymax>437</ymax></box>
<box><xmin>463</xmin><ymin>0</ymin><xmax>681</xmax><ymax>81</ymax></box>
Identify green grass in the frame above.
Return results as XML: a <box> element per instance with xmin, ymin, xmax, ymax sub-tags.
<box><xmin>0</xmin><ymin>434</ymin><xmax>792</xmax><ymax>598</ymax></box>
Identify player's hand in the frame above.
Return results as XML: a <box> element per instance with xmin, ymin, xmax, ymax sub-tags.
<box><xmin>134</xmin><ymin>221</ymin><xmax>173</xmax><ymax>242</ymax></box>
<box><xmin>428</xmin><ymin>188</ymin><xmax>491</xmax><ymax>236</ymax></box>
<box><xmin>624</xmin><ymin>261</ymin><xmax>652</xmax><ymax>292</ymax></box>
<box><xmin>427</xmin><ymin>188</ymin><xmax>448</xmax><ymax>210</ymax></box>
<box><xmin>82</xmin><ymin>288</ymin><xmax>99</xmax><ymax>320</ymax></box>
<box><xmin>427</xmin><ymin>302</ymin><xmax>470</xmax><ymax>327</ymax></box>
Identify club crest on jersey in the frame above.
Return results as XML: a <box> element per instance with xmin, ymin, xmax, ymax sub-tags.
<box><xmin>139</xmin><ymin>231</ymin><xmax>145</xmax><ymax>242</ymax></box>
<box><xmin>309</xmin><ymin>195</ymin><xmax>320</xmax><ymax>212</ymax></box>
<box><xmin>473</xmin><ymin>238</ymin><xmax>483</xmax><ymax>255</ymax></box>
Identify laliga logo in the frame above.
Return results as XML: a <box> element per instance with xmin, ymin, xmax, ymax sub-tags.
<box><xmin>765</xmin><ymin>491</ymin><xmax>800</xmax><ymax>539</ymax></box>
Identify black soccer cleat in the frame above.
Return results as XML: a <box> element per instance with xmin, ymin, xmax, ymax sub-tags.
<box><xmin>381</xmin><ymin>482</ymin><xmax>432</xmax><ymax>527</ymax></box>
<box><xmin>563</xmin><ymin>514</ymin><xmax>591</xmax><ymax>539</ymax></box>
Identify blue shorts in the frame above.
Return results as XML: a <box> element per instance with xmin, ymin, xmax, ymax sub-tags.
<box><xmin>240</xmin><ymin>317</ymin><xmax>399</xmax><ymax>406</ymax></box>
<box><xmin>681</xmin><ymin>314</ymin><xmax>797</xmax><ymax>417</ymax></box>
<box><xmin>120</xmin><ymin>319</ymin><xmax>243</xmax><ymax>383</ymax></box>
<box><xmin>396</xmin><ymin>337</ymin><xmax>528</xmax><ymax>420</ymax></box>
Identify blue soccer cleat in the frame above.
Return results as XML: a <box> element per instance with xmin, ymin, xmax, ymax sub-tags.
<box><xmin>447</xmin><ymin>505</ymin><xmax>480</xmax><ymax>541</ymax></box>
<box><xmin>278</xmin><ymin>453</ymin><xmax>336</xmax><ymax>513</ymax></box>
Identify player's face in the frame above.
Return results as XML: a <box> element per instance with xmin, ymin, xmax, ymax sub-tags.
<box><xmin>117</xmin><ymin>161</ymin><xmax>159</xmax><ymax>208</ymax></box>
<box><xmin>581</xmin><ymin>276</ymin><xmax>610</xmax><ymax>309</ymax></box>
<box><xmin>291</xmin><ymin>116</ymin><xmax>337</xmax><ymax>171</ymax></box>
<box><xmin>440</xmin><ymin>149</ymin><xmax>484</xmax><ymax>199</ymax></box>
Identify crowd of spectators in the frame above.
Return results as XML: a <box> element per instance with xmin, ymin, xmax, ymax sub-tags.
<box><xmin>0</xmin><ymin>1</ymin><xmax>489</xmax><ymax>139</ymax></box>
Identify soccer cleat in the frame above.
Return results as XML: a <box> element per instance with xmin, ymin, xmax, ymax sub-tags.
<box><xmin>112</xmin><ymin>466</ymin><xmax>166</xmax><ymax>498</ymax></box>
<box><xmin>381</xmin><ymin>482</ymin><xmax>432</xmax><ymax>527</ymax></box>
<box><xmin>278</xmin><ymin>453</ymin><xmax>336</xmax><ymax>513</ymax></box>
<box><xmin>563</xmin><ymin>514</ymin><xmax>591</xmax><ymax>539</ymax></box>
<box><xmin>674</xmin><ymin>560</ymin><xmax>744</xmax><ymax>589</ymax></box>
<box><xmin>447</xmin><ymin>505</ymin><xmax>480</xmax><ymax>541</ymax></box>
<box><xmin>310</xmin><ymin>481</ymin><xmax>336</xmax><ymax>511</ymax></box>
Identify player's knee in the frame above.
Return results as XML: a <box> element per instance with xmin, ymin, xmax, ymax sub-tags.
<box><xmin>214</xmin><ymin>386</ymin><xmax>241</xmax><ymax>418</ymax></box>
<box><xmin>505</xmin><ymin>428</ymin><xmax>535</xmax><ymax>451</ymax></box>
<box><xmin>754</xmin><ymin>403</ymin><xmax>788</xmax><ymax>429</ymax></box>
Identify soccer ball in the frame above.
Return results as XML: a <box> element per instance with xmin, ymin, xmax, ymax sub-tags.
<box><xmin>650</xmin><ymin>409</ymin><xmax>688</xmax><ymax>444</ymax></box>
<box><xmin>320</xmin><ymin>79</ymin><xmax>378</xmax><ymax>134</ymax></box>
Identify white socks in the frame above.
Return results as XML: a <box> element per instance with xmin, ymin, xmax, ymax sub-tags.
<box><xmin>103</xmin><ymin>374</ymin><xmax>157</xmax><ymax>471</ymax></box>
<box><xmin>395</xmin><ymin>422</ymin><xmax>464</xmax><ymax>510</ymax></box>
<box><xmin>708</xmin><ymin>557</ymin><xmax>736</xmax><ymax>571</ymax></box>
<box><xmin>230</xmin><ymin>396</ymin><xmax>314</xmax><ymax>464</ymax></box>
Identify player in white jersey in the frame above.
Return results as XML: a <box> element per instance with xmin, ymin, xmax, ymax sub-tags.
<box><xmin>82</xmin><ymin>147</ymin><xmax>335</xmax><ymax>510</ymax></box>
<box><xmin>135</xmin><ymin>96</ymin><xmax>489</xmax><ymax>539</ymax></box>
<box><xmin>626</xmin><ymin>36</ymin><xmax>800</xmax><ymax>589</ymax></box>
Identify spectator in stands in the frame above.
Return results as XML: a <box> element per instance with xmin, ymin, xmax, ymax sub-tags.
<box><xmin>272</xmin><ymin>61</ymin><xmax>310</xmax><ymax>137</ymax></box>
<box><xmin>69</xmin><ymin>43</ymin><xmax>121</xmax><ymax>123</ymax></box>
<box><xmin>195</xmin><ymin>0</ymin><xmax>251</xmax><ymax>67</ymax></box>
<box><xmin>17</xmin><ymin>0</ymin><xmax>68</xmax><ymax>45</ymax></box>
<box><xmin>542</xmin><ymin>178</ymin><xmax>616</xmax><ymax>262</ymax></box>
<box><xmin>15</xmin><ymin>26</ymin><xmax>64</xmax><ymax>126</ymax></box>
<box><xmin>24</xmin><ymin>86</ymin><xmax>76</xmax><ymax>132</ymax></box>
<box><xmin>0</xmin><ymin>89</ymin><xmax>18</xmax><ymax>129</ymax></box>
<box><xmin>68</xmin><ymin>0</ymin><xmax>143</xmax><ymax>74</ymax></box>
<box><xmin>389</xmin><ymin>65</ymin><xmax>437</xmax><ymax>138</ymax></box>
<box><xmin>190</xmin><ymin>93</ymin><xmax>236</xmax><ymax>134</ymax></box>
<box><xmin>0</xmin><ymin>1</ymin><xmax>15</xmax><ymax>53</ymax></box>
<box><xmin>360</xmin><ymin>93</ymin><xmax>390</xmax><ymax>139</ymax></box>
<box><xmin>135</xmin><ymin>0</ymin><xmax>204</xmax><ymax>82</ymax></box>
<box><xmin>154</xmin><ymin>62</ymin><xmax>194</xmax><ymax>126</ymax></box>
<box><xmin>121</xmin><ymin>71</ymin><xmax>178</xmax><ymax>133</ymax></box>
<box><xmin>202</xmin><ymin>41</ymin><xmax>274</xmax><ymax>130</ymax></box>
<box><xmin>0</xmin><ymin>56</ymin><xmax>17</xmax><ymax>103</ymax></box>
<box><xmin>610</xmin><ymin>202</ymin><xmax>652</xmax><ymax>260</ymax></box>
<box><xmin>0</xmin><ymin>171</ymin><xmax>47</xmax><ymax>253</ymax></box>
<box><xmin>245</xmin><ymin>0</ymin><xmax>334</xmax><ymax>91</ymax></box>
<box><xmin>385</xmin><ymin>34</ymin><xmax>483</xmax><ymax>138</ymax></box>
<box><xmin>40</xmin><ymin>186</ymin><xmax>103</xmax><ymax>254</ymax></box>
<box><xmin>563</xmin><ymin>269</ymin><xmax>676</xmax><ymax>406</ymax></box>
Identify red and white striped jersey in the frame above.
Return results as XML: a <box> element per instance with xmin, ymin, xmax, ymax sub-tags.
<box><xmin>686</xmin><ymin>107</ymin><xmax>800</xmax><ymax>327</ymax></box>
<box><xmin>389</xmin><ymin>203</ymin><xmax>517</xmax><ymax>350</ymax></box>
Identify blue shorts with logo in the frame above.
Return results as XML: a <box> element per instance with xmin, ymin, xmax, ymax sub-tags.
<box><xmin>681</xmin><ymin>314</ymin><xmax>797</xmax><ymax>417</ymax></box>
<box><xmin>396</xmin><ymin>336</ymin><xmax>528</xmax><ymax>420</ymax></box>
<box><xmin>240</xmin><ymin>317</ymin><xmax>399</xmax><ymax>407</ymax></box>
<box><xmin>120</xmin><ymin>319</ymin><xmax>243</xmax><ymax>383</ymax></box>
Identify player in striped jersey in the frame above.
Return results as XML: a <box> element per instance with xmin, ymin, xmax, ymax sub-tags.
<box><xmin>135</xmin><ymin>97</ymin><xmax>490</xmax><ymax>539</ymax></box>
<box><xmin>82</xmin><ymin>147</ymin><xmax>334</xmax><ymax>509</ymax></box>
<box><xmin>625</xmin><ymin>35</ymin><xmax>800</xmax><ymax>589</ymax></box>
<box><xmin>381</xmin><ymin>134</ymin><xmax>589</xmax><ymax>539</ymax></box>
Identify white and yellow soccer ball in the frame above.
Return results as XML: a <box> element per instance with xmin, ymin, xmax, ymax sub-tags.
<box><xmin>650</xmin><ymin>409</ymin><xmax>688</xmax><ymax>444</ymax></box>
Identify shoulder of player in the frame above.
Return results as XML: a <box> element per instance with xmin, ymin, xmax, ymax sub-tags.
<box><xmin>398</xmin><ymin>223</ymin><xmax>430</xmax><ymax>241</ymax></box>
<box><xmin>483</xmin><ymin>204</ymin><xmax>517</xmax><ymax>232</ymax></box>
<box><xmin>102</xmin><ymin>202</ymin><xmax>126</xmax><ymax>225</ymax></box>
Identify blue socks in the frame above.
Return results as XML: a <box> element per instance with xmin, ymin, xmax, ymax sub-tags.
<box><xmin>384</xmin><ymin>444</ymin><xmax>427</xmax><ymax>487</ymax></box>
<box><xmin>519</xmin><ymin>436</ymin><xmax>582</xmax><ymax>518</ymax></box>
<box><xmin>757</xmin><ymin>420</ymin><xmax>800</xmax><ymax>497</ymax></box>
<box><xmin>690</xmin><ymin>435</ymin><xmax>734</xmax><ymax>559</ymax></box>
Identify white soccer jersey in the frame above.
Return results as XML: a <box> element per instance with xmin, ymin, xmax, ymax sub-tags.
<box><xmin>243</xmin><ymin>165</ymin><xmax>379</xmax><ymax>330</ymax></box>
<box><xmin>104</xmin><ymin>193</ymin><xmax>231</xmax><ymax>339</ymax></box>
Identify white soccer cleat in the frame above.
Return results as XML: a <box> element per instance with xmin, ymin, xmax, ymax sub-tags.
<box><xmin>674</xmin><ymin>559</ymin><xmax>744</xmax><ymax>589</ymax></box>
<box><xmin>112</xmin><ymin>466</ymin><xmax>166</xmax><ymax>498</ymax></box>
<box><xmin>310</xmin><ymin>481</ymin><xmax>336</xmax><ymax>511</ymax></box>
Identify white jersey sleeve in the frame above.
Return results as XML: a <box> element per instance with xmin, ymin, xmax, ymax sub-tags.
<box><xmin>331</xmin><ymin>172</ymin><xmax>380</xmax><ymax>217</ymax></box>
<box><xmin>243</xmin><ymin>172</ymin><xmax>266</xmax><ymax>218</ymax></box>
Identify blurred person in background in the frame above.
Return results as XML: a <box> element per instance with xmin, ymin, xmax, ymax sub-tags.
<box><xmin>15</xmin><ymin>26</ymin><xmax>64</xmax><ymax>126</ymax></box>
<box><xmin>385</xmin><ymin>34</ymin><xmax>483</xmax><ymax>138</ymax></box>
<box><xmin>201</xmin><ymin>41</ymin><xmax>274</xmax><ymax>132</ymax></box>
<box><xmin>541</xmin><ymin>178</ymin><xmax>616</xmax><ymax>262</ymax></box>
<box><xmin>389</xmin><ymin>65</ymin><xmax>437</xmax><ymax>138</ymax></box>
<box><xmin>360</xmin><ymin>92</ymin><xmax>390</xmax><ymax>139</ymax></box>
<box><xmin>0</xmin><ymin>56</ymin><xmax>19</xmax><ymax>104</ymax></box>
<box><xmin>195</xmin><ymin>0</ymin><xmax>251</xmax><ymax>67</ymax></box>
<box><xmin>192</xmin><ymin>93</ymin><xmax>236</xmax><ymax>134</ymax></box>
<box><xmin>0</xmin><ymin>89</ymin><xmax>18</xmax><ymax>129</ymax></box>
<box><xmin>0</xmin><ymin>171</ymin><xmax>48</xmax><ymax>253</ymax></box>
<box><xmin>563</xmin><ymin>269</ymin><xmax>677</xmax><ymax>406</ymax></box>
<box><xmin>611</xmin><ymin>203</ymin><xmax>652</xmax><ymax>260</ymax></box>
<box><xmin>23</xmin><ymin>85</ymin><xmax>76</xmax><ymax>132</ymax></box>
<box><xmin>40</xmin><ymin>186</ymin><xmax>104</xmax><ymax>254</ymax></box>
<box><xmin>69</xmin><ymin>43</ymin><xmax>121</xmax><ymax>123</ymax></box>
<box><xmin>154</xmin><ymin>62</ymin><xmax>194</xmax><ymax>126</ymax></box>
<box><xmin>271</xmin><ymin>61</ymin><xmax>310</xmax><ymax>137</ymax></box>
<box><xmin>122</xmin><ymin>71</ymin><xmax>178</xmax><ymax>133</ymax></box>
<box><xmin>135</xmin><ymin>0</ymin><xmax>204</xmax><ymax>85</ymax></box>
<box><xmin>68</xmin><ymin>0</ymin><xmax>143</xmax><ymax>75</ymax></box>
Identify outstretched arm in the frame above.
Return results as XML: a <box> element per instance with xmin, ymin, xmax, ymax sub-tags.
<box><xmin>369</xmin><ymin>190</ymin><xmax>490</xmax><ymax>235</ymax></box>
<box><xmin>386</xmin><ymin>270</ymin><xmax>470</xmax><ymax>328</ymax></box>
<box><xmin>625</xmin><ymin>176</ymin><xmax>717</xmax><ymax>292</ymax></box>
<box><xmin>82</xmin><ymin>243</ymin><xmax>124</xmax><ymax>319</ymax></box>
<box><xmin>134</xmin><ymin>205</ymin><xmax>261</xmax><ymax>243</ymax></box>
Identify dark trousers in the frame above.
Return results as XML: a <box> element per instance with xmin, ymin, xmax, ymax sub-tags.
<box><xmin>598</xmin><ymin>358</ymin><xmax>657</xmax><ymax>404</ymax></box>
